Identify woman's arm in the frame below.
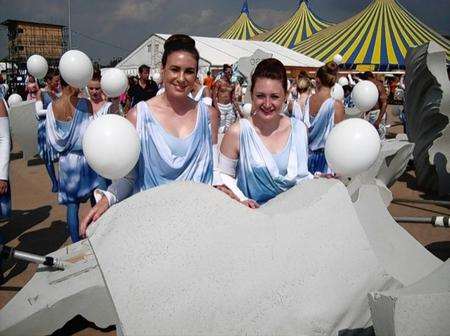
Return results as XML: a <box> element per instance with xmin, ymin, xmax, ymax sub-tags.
<box><xmin>334</xmin><ymin>100</ymin><xmax>345</xmax><ymax>124</ymax></box>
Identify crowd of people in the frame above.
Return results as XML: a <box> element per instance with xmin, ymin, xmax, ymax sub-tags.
<box><xmin>0</xmin><ymin>34</ymin><xmax>399</xmax><ymax>246</ymax></box>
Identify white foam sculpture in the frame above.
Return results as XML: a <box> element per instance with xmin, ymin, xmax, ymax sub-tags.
<box><xmin>0</xmin><ymin>177</ymin><xmax>445</xmax><ymax>336</ymax></box>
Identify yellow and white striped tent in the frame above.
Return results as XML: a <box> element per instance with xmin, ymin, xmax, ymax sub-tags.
<box><xmin>219</xmin><ymin>1</ymin><xmax>267</xmax><ymax>40</ymax></box>
<box><xmin>294</xmin><ymin>0</ymin><xmax>450</xmax><ymax>71</ymax></box>
<box><xmin>263</xmin><ymin>0</ymin><xmax>330</xmax><ymax>49</ymax></box>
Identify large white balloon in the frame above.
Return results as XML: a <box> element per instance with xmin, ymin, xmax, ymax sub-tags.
<box><xmin>7</xmin><ymin>93</ymin><xmax>22</xmax><ymax>107</ymax></box>
<box><xmin>325</xmin><ymin>118</ymin><xmax>380</xmax><ymax>177</ymax></box>
<box><xmin>242</xmin><ymin>103</ymin><xmax>252</xmax><ymax>118</ymax></box>
<box><xmin>59</xmin><ymin>50</ymin><xmax>93</xmax><ymax>89</ymax></box>
<box><xmin>351</xmin><ymin>80</ymin><xmax>379</xmax><ymax>112</ymax></box>
<box><xmin>83</xmin><ymin>115</ymin><xmax>140</xmax><ymax>179</ymax></box>
<box><xmin>338</xmin><ymin>76</ymin><xmax>349</xmax><ymax>87</ymax></box>
<box><xmin>27</xmin><ymin>55</ymin><xmax>48</xmax><ymax>79</ymax></box>
<box><xmin>331</xmin><ymin>83</ymin><xmax>344</xmax><ymax>101</ymax></box>
<box><xmin>333</xmin><ymin>54</ymin><xmax>343</xmax><ymax>65</ymax></box>
<box><xmin>101</xmin><ymin>68</ymin><xmax>128</xmax><ymax>98</ymax></box>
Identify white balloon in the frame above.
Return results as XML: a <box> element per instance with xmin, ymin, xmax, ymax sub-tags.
<box><xmin>83</xmin><ymin>115</ymin><xmax>140</xmax><ymax>179</ymax></box>
<box><xmin>59</xmin><ymin>50</ymin><xmax>93</xmax><ymax>89</ymax></box>
<box><xmin>338</xmin><ymin>76</ymin><xmax>349</xmax><ymax>87</ymax></box>
<box><xmin>333</xmin><ymin>54</ymin><xmax>343</xmax><ymax>65</ymax></box>
<box><xmin>7</xmin><ymin>93</ymin><xmax>22</xmax><ymax>107</ymax></box>
<box><xmin>101</xmin><ymin>68</ymin><xmax>128</xmax><ymax>98</ymax></box>
<box><xmin>242</xmin><ymin>103</ymin><xmax>252</xmax><ymax>118</ymax></box>
<box><xmin>325</xmin><ymin>118</ymin><xmax>380</xmax><ymax>177</ymax></box>
<box><xmin>27</xmin><ymin>54</ymin><xmax>48</xmax><ymax>79</ymax></box>
<box><xmin>152</xmin><ymin>72</ymin><xmax>161</xmax><ymax>83</ymax></box>
<box><xmin>331</xmin><ymin>84</ymin><xmax>344</xmax><ymax>101</ymax></box>
<box><xmin>351</xmin><ymin>80</ymin><xmax>379</xmax><ymax>112</ymax></box>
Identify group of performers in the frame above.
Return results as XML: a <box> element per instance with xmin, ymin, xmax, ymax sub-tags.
<box><xmin>1</xmin><ymin>34</ymin><xmax>353</xmax><ymax>243</ymax></box>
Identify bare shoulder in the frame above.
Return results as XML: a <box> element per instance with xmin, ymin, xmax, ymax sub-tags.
<box><xmin>207</xmin><ymin>104</ymin><xmax>219</xmax><ymax>118</ymax></box>
<box><xmin>0</xmin><ymin>99</ymin><xmax>8</xmax><ymax>117</ymax></box>
<box><xmin>126</xmin><ymin>106</ymin><xmax>138</xmax><ymax>127</ymax></box>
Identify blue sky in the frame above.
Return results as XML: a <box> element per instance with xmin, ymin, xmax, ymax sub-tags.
<box><xmin>0</xmin><ymin>0</ymin><xmax>448</xmax><ymax>64</ymax></box>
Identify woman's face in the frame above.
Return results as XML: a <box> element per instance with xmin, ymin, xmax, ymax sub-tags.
<box><xmin>87</xmin><ymin>80</ymin><xmax>103</xmax><ymax>101</ymax></box>
<box><xmin>47</xmin><ymin>75</ymin><xmax>60</xmax><ymax>91</ymax></box>
<box><xmin>251</xmin><ymin>78</ymin><xmax>286</xmax><ymax>120</ymax></box>
<box><xmin>162</xmin><ymin>51</ymin><xmax>197</xmax><ymax>98</ymax></box>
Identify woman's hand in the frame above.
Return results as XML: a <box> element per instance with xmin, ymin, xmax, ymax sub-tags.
<box><xmin>0</xmin><ymin>180</ymin><xmax>8</xmax><ymax>195</ymax></box>
<box><xmin>241</xmin><ymin>199</ymin><xmax>259</xmax><ymax>209</ymax></box>
<box><xmin>79</xmin><ymin>196</ymin><xmax>110</xmax><ymax>238</ymax></box>
<box><xmin>215</xmin><ymin>185</ymin><xmax>259</xmax><ymax>209</ymax></box>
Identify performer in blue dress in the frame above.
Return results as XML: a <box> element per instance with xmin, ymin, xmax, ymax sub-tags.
<box><xmin>304</xmin><ymin>62</ymin><xmax>345</xmax><ymax>174</ymax></box>
<box><xmin>80</xmin><ymin>34</ymin><xmax>219</xmax><ymax>237</ymax></box>
<box><xmin>35</xmin><ymin>70</ymin><xmax>60</xmax><ymax>192</ymax></box>
<box><xmin>46</xmin><ymin>78</ymin><xmax>101</xmax><ymax>242</ymax></box>
<box><xmin>218</xmin><ymin>58</ymin><xmax>313</xmax><ymax>206</ymax></box>
<box><xmin>87</xmin><ymin>69</ymin><xmax>120</xmax><ymax>120</ymax></box>
<box><xmin>87</xmin><ymin>70</ymin><xmax>121</xmax><ymax>190</ymax></box>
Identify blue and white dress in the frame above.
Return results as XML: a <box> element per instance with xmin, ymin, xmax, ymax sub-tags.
<box><xmin>292</xmin><ymin>100</ymin><xmax>311</xmax><ymax>127</ymax></box>
<box><xmin>306</xmin><ymin>97</ymin><xmax>335</xmax><ymax>174</ymax></box>
<box><xmin>37</xmin><ymin>91</ymin><xmax>57</xmax><ymax>161</ymax></box>
<box><xmin>92</xmin><ymin>101</ymin><xmax>112</xmax><ymax>120</ymax></box>
<box><xmin>236</xmin><ymin>118</ymin><xmax>312</xmax><ymax>204</ymax></box>
<box><xmin>135</xmin><ymin>100</ymin><xmax>213</xmax><ymax>191</ymax></box>
<box><xmin>46</xmin><ymin>98</ymin><xmax>101</xmax><ymax>204</ymax></box>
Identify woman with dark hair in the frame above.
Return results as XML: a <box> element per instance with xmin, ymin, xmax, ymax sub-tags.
<box><xmin>87</xmin><ymin>69</ymin><xmax>119</xmax><ymax>118</ymax></box>
<box><xmin>288</xmin><ymin>76</ymin><xmax>312</xmax><ymax>126</ymax></box>
<box><xmin>46</xmin><ymin>77</ymin><xmax>101</xmax><ymax>242</ymax></box>
<box><xmin>35</xmin><ymin>69</ymin><xmax>60</xmax><ymax>192</ymax></box>
<box><xmin>218</xmin><ymin>58</ymin><xmax>312</xmax><ymax>206</ymax></box>
<box><xmin>304</xmin><ymin>62</ymin><xmax>345</xmax><ymax>174</ymax></box>
<box><xmin>80</xmin><ymin>34</ymin><xmax>219</xmax><ymax>236</ymax></box>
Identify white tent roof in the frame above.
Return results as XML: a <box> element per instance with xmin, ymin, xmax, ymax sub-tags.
<box><xmin>117</xmin><ymin>34</ymin><xmax>323</xmax><ymax>72</ymax></box>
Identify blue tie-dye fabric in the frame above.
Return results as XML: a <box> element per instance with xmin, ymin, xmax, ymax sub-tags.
<box><xmin>46</xmin><ymin>98</ymin><xmax>101</xmax><ymax>204</ymax></box>
<box><xmin>236</xmin><ymin>118</ymin><xmax>312</xmax><ymax>204</ymax></box>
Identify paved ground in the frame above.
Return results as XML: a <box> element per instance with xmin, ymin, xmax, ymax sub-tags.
<box><xmin>1</xmin><ymin>107</ymin><xmax>449</xmax><ymax>335</ymax></box>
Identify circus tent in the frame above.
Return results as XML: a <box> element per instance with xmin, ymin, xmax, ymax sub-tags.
<box><xmin>261</xmin><ymin>0</ymin><xmax>330</xmax><ymax>49</ymax></box>
<box><xmin>293</xmin><ymin>0</ymin><xmax>450</xmax><ymax>71</ymax></box>
<box><xmin>219</xmin><ymin>0</ymin><xmax>267</xmax><ymax>40</ymax></box>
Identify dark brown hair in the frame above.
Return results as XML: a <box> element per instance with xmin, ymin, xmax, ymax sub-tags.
<box><xmin>91</xmin><ymin>69</ymin><xmax>102</xmax><ymax>82</ymax></box>
<box><xmin>161</xmin><ymin>34</ymin><xmax>199</xmax><ymax>71</ymax></box>
<box><xmin>316</xmin><ymin>61</ymin><xmax>338</xmax><ymax>88</ymax></box>
<box><xmin>44</xmin><ymin>69</ymin><xmax>59</xmax><ymax>82</ymax></box>
<box><xmin>250</xmin><ymin>58</ymin><xmax>288</xmax><ymax>94</ymax></box>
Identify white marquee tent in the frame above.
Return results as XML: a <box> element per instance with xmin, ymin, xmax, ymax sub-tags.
<box><xmin>116</xmin><ymin>33</ymin><xmax>323</xmax><ymax>76</ymax></box>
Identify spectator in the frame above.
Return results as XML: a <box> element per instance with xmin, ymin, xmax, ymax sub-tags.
<box><xmin>127</xmin><ymin>65</ymin><xmax>158</xmax><ymax>107</ymax></box>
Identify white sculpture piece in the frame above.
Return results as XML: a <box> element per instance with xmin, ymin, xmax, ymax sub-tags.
<box><xmin>236</xmin><ymin>49</ymin><xmax>272</xmax><ymax>103</ymax></box>
<box><xmin>8</xmin><ymin>101</ymin><xmax>38</xmax><ymax>160</ymax></box>
<box><xmin>369</xmin><ymin>259</ymin><xmax>450</xmax><ymax>336</ymax></box>
<box><xmin>347</xmin><ymin>138</ymin><xmax>414</xmax><ymax>206</ymax></box>
<box><xmin>404</xmin><ymin>42</ymin><xmax>450</xmax><ymax>195</ymax></box>
<box><xmin>0</xmin><ymin>177</ymin><xmax>446</xmax><ymax>336</ymax></box>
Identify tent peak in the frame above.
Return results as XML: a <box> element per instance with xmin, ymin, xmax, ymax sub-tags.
<box><xmin>241</xmin><ymin>0</ymin><xmax>249</xmax><ymax>15</ymax></box>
